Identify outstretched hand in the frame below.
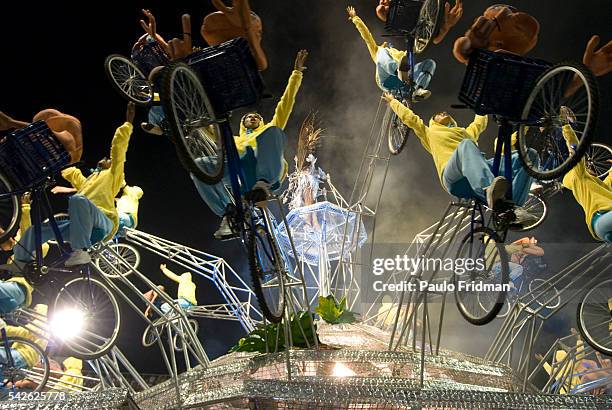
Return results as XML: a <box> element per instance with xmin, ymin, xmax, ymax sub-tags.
<box><xmin>160</xmin><ymin>263</ymin><xmax>167</xmax><ymax>271</ymax></box>
<box><xmin>140</xmin><ymin>9</ymin><xmax>158</xmax><ymax>38</ymax></box>
<box><xmin>583</xmin><ymin>35</ymin><xmax>612</xmax><ymax>77</ymax></box>
<box><xmin>381</xmin><ymin>92</ymin><xmax>395</xmax><ymax>103</ymax></box>
<box><xmin>168</xmin><ymin>14</ymin><xmax>193</xmax><ymax>60</ymax></box>
<box><xmin>294</xmin><ymin>49</ymin><xmax>308</xmax><ymax>72</ymax></box>
<box><xmin>347</xmin><ymin>6</ymin><xmax>357</xmax><ymax>20</ymax></box>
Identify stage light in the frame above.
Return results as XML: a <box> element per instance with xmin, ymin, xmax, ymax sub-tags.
<box><xmin>332</xmin><ymin>362</ymin><xmax>355</xmax><ymax>377</ymax></box>
<box><xmin>51</xmin><ymin>308</ymin><xmax>85</xmax><ymax>340</ymax></box>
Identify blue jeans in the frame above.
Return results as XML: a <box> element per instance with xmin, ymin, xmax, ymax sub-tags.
<box><xmin>376</xmin><ymin>47</ymin><xmax>436</xmax><ymax>91</ymax></box>
<box><xmin>161</xmin><ymin>298</ymin><xmax>194</xmax><ymax>314</ymax></box>
<box><xmin>0</xmin><ymin>347</ymin><xmax>27</xmax><ymax>382</ymax></box>
<box><xmin>148</xmin><ymin>106</ymin><xmax>165</xmax><ymax>128</ymax></box>
<box><xmin>191</xmin><ymin>126</ymin><xmax>287</xmax><ymax>216</ymax></box>
<box><xmin>15</xmin><ymin>194</ymin><xmax>113</xmax><ymax>262</ymax></box>
<box><xmin>592</xmin><ymin>211</ymin><xmax>612</xmax><ymax>243</ymax></box>
<box><xmin>118</xmin><ymin>213</ymin><xmax>135</xmax><ymax>236</ymax></box>
<box><xmin>0</xmin><ymin>282</ymin><xmax>26</xmax><ymax>314</ymax></box>
<box><xmin>442</xmin><ymin>140</ymin><xmax>538</xmax><ymax>206</ymax></box>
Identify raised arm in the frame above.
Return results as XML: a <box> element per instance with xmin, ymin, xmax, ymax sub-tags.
<box><xmin>138</xmin><ymin>9</ymin><xmax>170</xmax><ymax>52</ymax></box>
<box><xmin>160</xmin><ymin>263</ymin><xmax>181</xmax><ymax>283</ymax></box>
<box><xmin>61</xmin><ymin>167</ymin><xmax>86</xmax><ymax>190</ymax></box>
<box><xmin>432</xmin><ymin>0</ymin><xmax>463</xmax><ymax>45</ymax></box>
<box><xmin>465</xmin><ymin>115</ymin><xmax>489</xmax><ymax>141</ymax></box>
<box><xmin>109</xmin><ymin>103</ymin><xmax>135</xmax><ymax>194</ymax></box>
<box><xmin>383</xmin><ymin>93</ymin><xmax>430</xmax><ymax>151</ymax></box>
<box><xmin>269</xmin><ymin>50</ymin><xmax>307</xmax><ymax>129</ymax></box>
<box><xmin>347</xmin><ymin>6</ymin><xmax>378</xmax><ymax>62</ymax></box>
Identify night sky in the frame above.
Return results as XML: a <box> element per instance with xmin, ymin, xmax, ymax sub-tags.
<box><xmin>2</xmin><ymin>1</ymin><xmax>611</xmax><ymax>375</ymax></box>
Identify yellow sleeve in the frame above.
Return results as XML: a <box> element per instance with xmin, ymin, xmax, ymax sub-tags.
<box><xmin>5</xmin><ymin>325</ymin><xmax>30</xmax><ymax>340</ymax></box>
<box><xmin>109</xmin><ymin>122</ymin><xmax>134</xmax><ymax>195</ymax></box>
<box><xmin>61</xmin><ymin>167</ymin><xmax>86</xmax><ymax>190</ymax></box>
<box><xmin>465</xmin><ymin>115</ymin><xmax>488</xmax><ymax>141</ymax></box>
<box><xmin>351</xmin><ymin>16</ymin><xmax>378</xmax><ymax>62</ymax></box>
<box><xmin>269</xmin><ymin>70</ymin><xmax>303</xmax><ymax>130</ymax></box>
<box><xmin>543</xmin><ymin>360</ymin><xmax>552</xmax><ymax>375</ymax></box>
<box><xmin>19</xmin><ymin>203</ymin><xmax>31</xmax><ymax>233</ymax></box>
<box><xmin>562</xmin><ymin>125</ymin><xmax>587</xmax><ymax>179</ymax></box>
<box><xmin>58</xmin><ymin>371</ymin><xmax>84</xmax><ymax>391</ymax></box>
<box><xmin>604</xmin><ymin>172</ymin><xmax>612</xmax><ymax>190</ymax></box>
<box><xmin>389</xmin><ymin>99</ymin><xmax>430</xmax><ymax>152</ymax></box>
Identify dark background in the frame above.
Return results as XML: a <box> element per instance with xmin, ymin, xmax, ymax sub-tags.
<box><xmin>2</xmin><ymin>1</ymin><xmax>611</xmax><ymax>375</ymax></box>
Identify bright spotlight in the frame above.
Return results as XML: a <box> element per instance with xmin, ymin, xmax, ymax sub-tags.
<box><xmin>332</xmin><ymin>362</ymin><xmax>355</xmax><ymax>378</ymax></box>
<box><xmin>51</xmin><ymin>308</ymin><xmax>85</xmax><ymax>340</ymax></box>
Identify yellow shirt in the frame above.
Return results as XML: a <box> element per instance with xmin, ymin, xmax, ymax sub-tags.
<box><xmin>162</xmin><ymin>268</ymin><xmax>197</xmax><ymax>306</ymax></box>
<box><xmin>57</xmin><ymin>357</ymin><xmax>84</xmax><ymax>391</ymax></box>
<box><xmin>61</xmin><ymin>122</ymin><xmax>133</xmax><ymax>240</ymax></box>
<box><xmin>389</xmin><ymin>99</ymin><xmax>489</xmax><ymax>183</ymax></box>
<box><xmin>350</xmin><ymin>16</ymin><xmax>406</xmax><ymax>87</ymax></box>
<box><xmin>561</xmin><ymin>125</ymin><xmax>612</xmax><ymax>240</ymax></box>
<box><xmin>6</xmin><ymin>321</ymin><xmax>48</xmax><ymax>368</ymax></box>
<box><xmin>116</xmin><ymin>185</ymin><xmax>143</xmax><ymax>228</ymax></box>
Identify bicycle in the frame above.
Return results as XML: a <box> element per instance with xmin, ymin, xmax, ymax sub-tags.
<box><xmin>160</xmin><ymin>38</ymin><xmax>293</xmax><ymax>324</ymax></box>
<box><xmin>576</xmin><ymin>277</ymin><xmax>612</xmax><ymax>356</ymax></box>
<box><xmin>142</xmin><ymin>306</ymin><xmax>198</xmax><ymax>351</ymax></box>
<box><xmin>0</xmin><ymin>121</ymin><xmax>121</xmax><ymax>360</ymax></box>
<box><xmin>451</xmin><ymin>48</ymin><xmax>599</xmax><ymax>325</ymax></box>
<box><xmin>383</xmin><ymin>0</ymin><xmax>443</xmax><ymax>155</ymax></box>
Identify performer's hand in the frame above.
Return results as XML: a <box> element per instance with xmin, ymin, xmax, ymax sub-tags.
<box><xmin>583</xmin><ymin>35</ymin><xmax>612</xmax><ymax>77</ymax></box>
<box><xmin>443</xmin><ymin>0</ymin><xmax>463</xmax><ymax>29</ymax></box>
<box><xmin>168</xmin><ymin>14</ymin><xmax>193</xmax><ymax>60</ymax></box>
<box><xmin>559</xmin><ymin>106</ymin><xmax>575</xmax><ymax>125</ymax></box>
<box><xmin>126</xmin><ymin>102</ymin><xmax>136</xmax><ymax>124</ymax></box>
<box><xmin>140</xmin><ymin>9</ymin><xmax>158</xmax><ymax>38</ymax></box>
<box><xmin>160</xmin><ymin>263</ymin><xmax>167</xmax><ymax>271</ymax></box>
<box><xmin>381</xmin><ymin>92</ymin><xmax>395</xmax><ymax>103</ymax></box>
<box><xmin>294</xmin><ymin>49</ymin><xmax>308</xmax><ymax>72</ymax></box>
<box><xmin>347</xmin><ymin>6</ymin><xmax>357</xmax><ymax>20</ymax></box>
<box><xmin>51</xmin><ymin>186</ymin><xmax>77</xmax><ymax>195</ymax></box>
<box><xmin>21</xmin><ymin>192</ymin><xmax>31</xmax><ymax>204</ymax></box>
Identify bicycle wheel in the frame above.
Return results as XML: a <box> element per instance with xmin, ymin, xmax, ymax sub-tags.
<box><xmin>510</xmin><ymin>193</ymin><xmax>548</xmax><ymax>232</ymax></box>
<box><xmin>414</xmin><ymin>0</ymin><xmax>443</xmax><ymax>54</ymax></box>
<box><xmin>0</xmin><ymin>173</ymin><xmax>21</xmax><ymax>244</ymax></box>
<box><xmin>518</xmin><ymin>62</ymin><xmax>599</xmax><ymax>180</ymax></box>
<box><xmin>162</xmin><ymin>62</ymin><xmax>225</xmax><ymax>184</ymax></box>
<box><xmin>479</xmin><ymin>292</ymin><xmax>512</xmax><ymax>319</ymax></box>
<box><xmin>53</xmin><ymin>276</ymin><xmax>121</xmax><ymax>360</ymax></box>
<box><xmin>142</xmin><ymin>321</ymin><xmax>161</xmax><ymax>348</ymax></box>
<box><xmin>0</xmin><ymin>336</ymin><xmax>50</xmax><ymax>395</ymax></box>
<box><xmin>576</xmin><ymin>278</ymin><xmax>612</xmax><ymax>356</ymax></box>
<box><xmin>247</xmin><ymin>211</ymin><xmax>286</xmax><ymax>323</ymax></box>
<box><xmin>104</xmin><ymin>54</ymin><xmax>154</xmax><ymax>106</ymax></box>
<box><xmin>44</xmin><ymin>213</ymin><xmax>69</xmax><ymax>246</ymax></box>
<box><xmin>386</xmin><ymin>102</ymin><xmax>412</xmax><ymax>155</ymax></box>
<box><xmin>454</xmin><ymin>227</ymin><xmax>509</xmax><ymax>325</ymax></box>
<box><xmin>585</xmin><ymin>143</ymin><xmax>612</xmax><ymax>179</ymax></box>
<box><xmin>94</xmin><ymin>243</ymin><xmax>141</xmax><ymax>278</ymax></box>
<box><xmin>528</xmin><ymin>278</ymin><xmax>561</xmax><ymax>310</ymax></box>
<box><xmin>173</xmin><ymin>318</ymin><xmax>198</xmax><ymax>352</ymax></box>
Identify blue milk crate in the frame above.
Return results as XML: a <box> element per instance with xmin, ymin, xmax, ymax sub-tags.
<box><xmin>186</xmin><ymin>38</ymin><xmax>264</xmax><ymax>116</ymax></box>
<box><xmin>458</xmin><ymin>49</ymin><xmax>551</xmax><ymax>120</ymax></box>
<box><xmin>385</xmin><ymin>0</ymin><xmax>423</xmax><ymax>35</ymax></box>
<box><xmin>0</xmin><ymin>121</ymin><xmax>70</xmax><ymax>189</ymax></box>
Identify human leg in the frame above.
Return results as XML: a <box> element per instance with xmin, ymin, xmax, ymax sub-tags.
<box><xmin>190</xmin><ymin>157</ymin><xmax>233</xmax><ymax>217</ymax></box>
<box><xmin>592</xmin><ymin>211</ymin><xmax>612</xmax><ymax>243</ymax></box>
<box><xmin>68</xmin><ymin>194</ymin><xmax>113</xmax><ymax>250</ymax></box>
<box><xmin>412</xmin><ymin>59</ymin><xmax>436</xmax><ymax>90</ymax></box>
<box><xmin>254</xmin><ymin>126</ymin><xmax>287</xmax><ymax>187</ymax></box>
<box><xmin>0</xmin><ymin>282</ymin><xmax>26</xmax><ymax>314</ymax></box>
<box><xmin>442</xmin><ymin>139</ymin><xmax>496</xmax><ymax>202</ymax></box>
<box><xmin>487</xmin><ymin>150</ymin><xmax>539</xmax><ymax>206</ymax></box>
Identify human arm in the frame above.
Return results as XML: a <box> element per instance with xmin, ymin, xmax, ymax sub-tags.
<box><xmin>269</xmin><ymin>50</ymin><xmax>307</xmax><ymax>129</ymax></box>
<box><xmin>433</xmin><ymin>0</ymin><xmax>463</xmax><ymax>45</ymax></box>
<box><xmin>465</xmin><ymin>115</ymin><xmax>489</xmax><ymax>141</ymax></box>
<box><xmin>60</xmin><ymin>167</ymin><xmax>87</xmax><ymax>190</ymax></box>
<box><xmin>109</xmin><ymin>103</ymin><xmax>135</xmax><ymax>194</ymax></box>
<box><xmin>603</xmin><ymin>171</ymin><xmax>612</xmax><ymax>190</ymax></box>
<box><xmin>160</xmin><ymin>263</ymin><xmax>181</xmax><ymax>283</ymax></box>
<box><xmin>51</xmin><ymin>186</ymin><xmax>78</xmax><ymax>195</ymax></box>
<box><xmin>347</xmin><ymin>6</ymin><xmax>378</xmax><ymax>62</ymax></box>
<box><xmin>168</xmin><ymin>14</ymin><xmax>193</xmax><ymax>60</ymax></box>
<box><xmin>561</xmin><ymin>123</ymin><xmax>588</xmax><ymax>179</ymax></box>
<box><xmin>382</xmin><ymin>93</ymin><xmax>430</xmax><ymax>151</ymax></box>
<box><xmin>139</xmin><ymin>9</ymin><xmax>170</xmax><ymax>52</ymax></box>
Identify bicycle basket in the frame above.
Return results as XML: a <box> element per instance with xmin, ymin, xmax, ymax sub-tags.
<box><xmin>0</xmin><ymin>121</ymin><xmax>70</xmax><ymax>189</ymax></box>
<box><xmin>458</xmin><ymin>49</ymin><xmax>551</xmax><ymax>120</ymax></box>
<box><xmin>185</xmin><ymin>37</ymin><xmax>264</xmax><ymax>115</ymax></box>
<box><xmin>131</xmin><ymin>40</ymin><xmax>170</xmax><ymax>77</ymax></box>
<box><xmin>385</xmin><ymin>0</ymin><xmax>423</xmax><ymax>36</ymax></box>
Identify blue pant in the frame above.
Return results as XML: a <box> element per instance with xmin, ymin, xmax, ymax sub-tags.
<box><xmin>15</xmin><ymin>194</ymin><xmax>113</xmax><ymax>262</ymax></box>
<box><xmin>191</xmin><ymin>126</ymin><xmax>287</xmax><ymax>216</ymax></box>
<box><xmin>0</xmin><ymin>282</ymin><xmax>26</xmax><ymax>314</ymax></box>
<box><xmin>148</xmin><ymin>106</ymin><xmax>165</xmax><ymax>128</ymax></box>
<box><xmin>0</xmin><ymin>347</ymin><xmax>27</xmax><ymax>382</ymax></box>
<box><xmin>161</xmin><ymin>298</ymin><xmax>194</xmax><ymax>314</ymax></box>
<box><xmin>442</xmin><ymin>140</ymin><xmax>538</xmax><ymax>206</ymax></box>
<box><xmin>376</xmin><ymin>47</ymin><xmax>436</xmax><ymax>91</ymax></box>
<box><xmin>592</xmin><ymin>211</ymin><xmax>612</xmax><ymax>243</ymax></box>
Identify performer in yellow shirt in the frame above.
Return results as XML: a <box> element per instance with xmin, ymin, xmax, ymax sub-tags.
<box><xmin>14</xmin><ymin>103</ymin><xmax>136</xmax><ymax>266</ymax></box>
<box><xmin>191</xmin><ymin>50</ymin><xmax>308</xmax><ymax>240</ymax></box>
<box><xmin>381</xmin><ymin>93</ymin><xmax>539</xmax><ymax>222</ymax></box>
<box><xmin>159</xmin><ymin>264</ymin><xmax>197</xmax><ymax>313</ymax></box>
<box><xmin>116</xmin><ymin>184</ymin><xmax>144</xmax><ymax>234</ymax></box>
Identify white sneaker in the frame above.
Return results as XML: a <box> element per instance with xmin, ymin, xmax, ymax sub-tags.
<box><xmin>214</xmin><ymin>216</ymin><xmax>238</xmax><ymax>241</ymax></box>
<box><xmin>486</xmin><ymin>176</ymin><xmax>509</xmax><ymax>210</ymax></box>
<box><xmin>413</xmin><ymin>88</ymin><xmax>432</xmax><ymax>101</ymax></box>
<box><xmin>530</xmin><ymin>181</ymin><xmax>543</xmax><ymax>192</ymax></box>
<box><xmin>65</xmin><ymin>249</ymin><xmax>92</xmax><ymax>266</ymax></box>
<box><xmin>140</xmin><ymin>122</ymin><xmax>163</xmax><ymax>136</ymax></box>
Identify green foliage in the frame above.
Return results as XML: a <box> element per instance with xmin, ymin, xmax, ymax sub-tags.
<box><xmin>315</xmin><ymin>295</ymin><xmax>357</xmax><ymax>325</ymax></box>
<box><xmin>229</xmin><ymin>311</ymin><xmax>318</xmax><ymax>353</ymax></box>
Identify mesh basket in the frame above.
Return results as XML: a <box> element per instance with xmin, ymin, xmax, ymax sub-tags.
<box><xmin>186</xmin><ymin>38</ymin><xmax>264</xmax><ymax>115</ymax></box>
<box><xmin>458</xmin><ymin>49</ymin><xmax>551</xmax><ymax>120</ymax></box>
<box><xmin>0</xmin><ymin>121</ymin><xmax>70</xmax><ymax>189</ymax></box>
<box><xmin>131</xmin><ymin>40</ymin><xmax>170</xmax><ymax>77</ymax></box>
<box><xmin>385</xmin><ymin>0</ymin><xmax>423</xmax><ymax>35</ymax></box>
